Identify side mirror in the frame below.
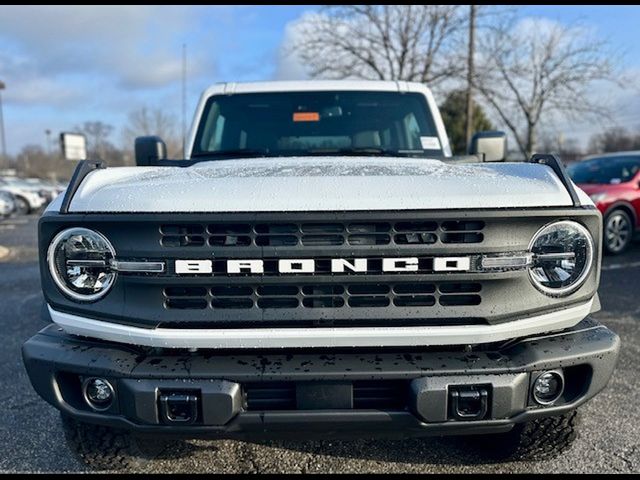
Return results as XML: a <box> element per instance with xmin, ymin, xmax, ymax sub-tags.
<box><xmin>60</xmin><ymin>132</ymin><xmax>87</xmax><ymax>161</ymax></box>
<box><xmin>469</xmin><ymin>131</ymin><xmax>507</xmax><ymax>162</ymax></box>
<box><xmin>135</xmin><ymin>136</ymin><xmax>167</xmax><ymax>166</ymax></box>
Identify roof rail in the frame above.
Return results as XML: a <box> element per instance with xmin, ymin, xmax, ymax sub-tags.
<box><xmin>530</xmin><ymin>153</ymin><xmax>581</xmax><ymax>207</ymax></box>
<box><xmin>60</xmin><ymin>160</ymin><xmax>106</xmax><ymax>213</ymax></box>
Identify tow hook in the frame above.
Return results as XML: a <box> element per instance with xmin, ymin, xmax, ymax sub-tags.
<box><xmin>159</xmin><ymin>392</ymin><xmax>199</xmax><ymax>425</ymax></box>
<box><xmin>449</xmin><ymin>386</ymin><xmax>489</xmax><ymax>420</ymax></box>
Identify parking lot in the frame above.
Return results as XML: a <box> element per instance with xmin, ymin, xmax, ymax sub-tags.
<box><xmin>0</xmin><ymin>215</ymin><xmax>638</xmax><ymax>473</ymax></box>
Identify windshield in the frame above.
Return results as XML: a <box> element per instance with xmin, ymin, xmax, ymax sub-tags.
<box><xmin>192</xmin><ymin>91</ymin><xmax>443</xmax><ymax>160</ymax></box>
<box><xmin>567</xmin><ymin>156</ymin><xmax>640</xmax><ymax>184</ymax></box>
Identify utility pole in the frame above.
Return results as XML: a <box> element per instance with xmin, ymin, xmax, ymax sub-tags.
<box><xmin>0</xmin><ymin>81</ymin><xmax>6</xmax><ymax>163</ymax></box>
<box><xmin>45</xmin><ymin>129</ymin><xmax>52</xmax><ymax>155</ymax></box>
<box><xmin>182</xmin><ymin>43</ymin><xmax>187</xmax><ymax>156</ymax></box>
<box><xmin>464</xmin><ymin>5</ymin><xmax>476</xmax><ymax>152</ymax></box>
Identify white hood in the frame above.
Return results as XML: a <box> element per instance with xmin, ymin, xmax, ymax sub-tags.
<box><xmin>66</xmin><ymin>157</ymin><xmax>575</xmax><ymax>213</ymax></box>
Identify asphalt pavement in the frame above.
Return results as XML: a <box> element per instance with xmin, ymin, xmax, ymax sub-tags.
<box><xmin>0</xmin><ymin>215</ymin><xmax>638</xmax><ymax>473</ymax></box>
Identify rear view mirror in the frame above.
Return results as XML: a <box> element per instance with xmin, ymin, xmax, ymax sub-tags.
<box><xmin>135</xmin><ymin>136</ymin><xmax>167</xmax><ymax>166</ymax></box>
<box><xmin>60</xmin><ymin>132</ymin><xmax>87</xmax><ymax>161</ymax></box>
<box><xmin>469</xmin><ymin>131</ymin><xmax>507</xmax><ymax>162</ymax></box>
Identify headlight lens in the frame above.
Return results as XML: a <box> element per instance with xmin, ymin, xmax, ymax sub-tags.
<box><xmin>528</xmin><ymin>221</ymin><xmax>594</xmax><ymax>296</ymax></box>
<box><xmin>47</xmin><ymin>228</ymin><xmax>116</xmax><ymax>301</ymax></box>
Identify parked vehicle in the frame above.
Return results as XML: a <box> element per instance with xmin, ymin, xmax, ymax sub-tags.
<box><xmin>568</xmin><ymin>152</ymin><xmax>640</xmax><ymax>254</ymax></box>
<box><xmin>23</xmin><ymin>178</ymin><xmax>65</xmax><ymax>204</ymax></box>
<box><xmin>0</xmin><ymin>190</ymin><xmax>16</xmax><ymax>218</ymax></box>
<box><xmin>0</xmin><ymin>177</ymin><xmax>46</xmax><ymax>215</ymax></box>
<box><xmin>23</xmin><ymin>80</ymin><xmax>619</xmax><ymax>470</ymax></box>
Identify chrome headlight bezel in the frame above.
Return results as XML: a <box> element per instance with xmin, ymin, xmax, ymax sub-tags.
<box><xmin>47</xmin><ymin>227</ymin><xmax>117</xmax><ymax>302</ymax></box>
<box><xmin>528</xmin><ymin>220</ymin><xmax>595</xmax><ymax>297</ymax></box>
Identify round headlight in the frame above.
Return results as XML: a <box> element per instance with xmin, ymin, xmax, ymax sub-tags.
<box><xmin>47</xmin><ymin>228</ymin><xmax>116</xmax><ymax>301</ymax></box>
<box><xmin>528</xmin><ymin>221</ymin><xmax>594</xmax><ymax>297</ymax></box>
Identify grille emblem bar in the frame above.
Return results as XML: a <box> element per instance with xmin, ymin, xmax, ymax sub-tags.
<box><xmin>173</xmin><ymin>257</ymin><xmax>472</xmax><ymax>275</ymax></box>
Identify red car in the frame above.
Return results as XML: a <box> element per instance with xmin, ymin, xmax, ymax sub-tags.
<box><xmin>568</xmin><ymin>151</ymin><xmax>640</xmax><ymax>254</ymax></box>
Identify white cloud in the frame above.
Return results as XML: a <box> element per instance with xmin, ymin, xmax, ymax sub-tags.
<box><xmin>0</xmin><ymin>5</ymin><xmax>216</xmax><ymax>100</ymax></box>
<box><xmin>272</xmin><ymin>12</ymin><xmax>312</xmax><ymax>81</ymax></box>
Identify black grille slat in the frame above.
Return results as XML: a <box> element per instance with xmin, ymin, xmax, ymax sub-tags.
<box><xmin>165</xmin><ymin>298</ymin><xmax>208</xmax><ymax>310</ymax></box>
<box><xmin>393</xmin><ymin>295</ymin><xmax>436</xmax><ymax>307</ymax></box>
<box><xmin>257</xmin><ymin>298</ymin><xmax>299</xmax><ymax>309</ymax></box>
<box><xmin>348</xmin><ymin>296</ymin><xmax>390</xmax><ymax>308</ymax></box>
<box><xmin>301</xmin><ymin>223</ymin><xmax>345</xmax><ymax>234</ymax></box>
<box><xmin>301</xmin><ymin>235</ymin><xmax>344</xmax><ymax>246</ymax></box>
<box><xmin>393</xmin><ymin>284</ymin><xmax>436</xmax><ymax>294</ymax></box>
<box><xmin>348</xmin><ymin>284</ymin><xmax>390</xmax><ymax>295</ymax></box>
<box><xmin>163</xmin><ymin>282</ymin><xmax>483</xmax><ymax>311</ymax></box>
<box><xmin>160</xmin><ymin>219</ymin><xmax>485</xmax><ymax>248</ymax></box>
<box><xmin>353</xmin><ymin>381</ymin><xmax>408</xmax><ymax>409</ymax></box>
<box><xmin>394</xmin><ymin>232</ymin><xmax>438</xmax><ymax>245</ymax></box>
<box><xmin>244</xmin><ymin>381</ymin><xmax>408</xmax><ymax>411</ymax></box>
<box><xmin>439</xmin><ymin>283</ymin><xmax>482</xmax><ymax>294</ymax></box>
<box><xmin>244</xmin><ymin>383</ymin><xmax>296</xmax><ymax>411</ymax></box>
<box><xmin>211</xmin><ymin>286</ymin><xmax>253</xmax><ymax>296</ymax></box>
<box><xmin>256</xmin><ymin>235</ymin><xmax>298</xmax><ymax>247</ymax></box>
<box><xmin>441</xmin><ymin>220</ymin><xmax>485</xmax><ymax>231</ymax></box>
<box><xmin>211</xmin><ymin>298</ymin><xmax>253</xmax><ymax>309</ymax></box>
<box><xmin>441</xmin><ymin>232</ymin><xmax>484</xmax><ymax>244</ymax></box>
<box><xmin>303</xmin><ymin>297</ymin><xmax>345</xmax><ymax>308</ymax></box>
<box><xmin>439</xmin><ymin>295</ymin><xmax>482</xmax><ymax>306</ymax></box>
<box><xmin>164</xmin><ymin>286</ymin><xmax>208</xmax><ymax>297</ymax></box>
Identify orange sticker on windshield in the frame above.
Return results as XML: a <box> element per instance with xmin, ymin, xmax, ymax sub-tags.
<box><xmin>293</xmin><ymin>112</ymin><xmax>320</xmax><ymax>122</ymax></box>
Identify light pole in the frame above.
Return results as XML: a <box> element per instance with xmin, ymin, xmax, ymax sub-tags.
<box><xmin>45</xmin><ymin>129</ymin><xmax>52</xmax><ymax>155</ymax></box>
<box><xmin>0</xmin><ymin>80</ymin><xmax>6</xmax><ymax>162</ymax></box>
<box><xmin>464</xmin><ymin>5</ymin><xmax>476</xmax><ymax>152</ymax></box>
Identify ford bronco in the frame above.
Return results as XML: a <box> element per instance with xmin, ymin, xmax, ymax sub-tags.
<box><xmin>22</xmin><ymin>80</ymin><xmax>620</xmax><ymax>469</ymax></box>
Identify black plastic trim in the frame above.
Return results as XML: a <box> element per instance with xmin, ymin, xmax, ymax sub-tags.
<box><xmin>530</xmin><ymin>153</ymin><xmax>581</xmax><ymax>207</ymax></box>
<box><xmin>22</xmin><ymin>317</ymin><xmax>619</xmax><ymax>439</ymax></box>
<box><xmin>59</xmin><ymin>160</ymin><xmax>106</xmax><ymax>214</ymax></box>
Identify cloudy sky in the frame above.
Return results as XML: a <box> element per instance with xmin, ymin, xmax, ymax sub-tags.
<box><xmin>1</xmin><ymin>5</ymin><xmax>639</xmax><ymax>155</ymax></box>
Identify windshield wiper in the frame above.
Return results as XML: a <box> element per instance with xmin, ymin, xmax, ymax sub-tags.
<box><xmin>191</xmin><ymin>148</ymin><xmax>272</xmax><ymax>159</ymax></box>
<box><xmin>308</xmin><ymin>147</ymin><xmax>426</xmax><ymax>157</ymax></box>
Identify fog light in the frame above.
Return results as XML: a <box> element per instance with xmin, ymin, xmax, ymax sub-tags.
<box><xmin>82</xmin><ymin>378</ymin><xmax>115</xmax><ymax>410</ymax></box>
<box><xmin>532</xmin><ymin>371</ymin><xmax>564</xmax><ymax>405</ymax></box>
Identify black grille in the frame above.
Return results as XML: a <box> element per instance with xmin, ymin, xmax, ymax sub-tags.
<box><xmin>244</xmin><ymin>382</ymin><xmax>296</xmax><ymax>410</ymax></box>
<box><xmin>163</xmin><ymin>282</ymin><xmax>482</xmax><ymax>311</ymax></box>
<box><xmin>160</xmin><ymin>220</ymin><xmax>484</xmax><ymax>248</ymax></box>
<box><xmin>243</xmin><ymin>381</ymin><xmax>408</xmax><ymax>411</ymax></box>
<box><xmin>352</xmin><ymin>380</ymin><xmax>408</xmax><ymax>409</ymax></box>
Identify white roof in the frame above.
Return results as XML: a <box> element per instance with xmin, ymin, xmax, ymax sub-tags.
<box><xmin>202</xmin><ymin>79</ymin><xmax>423</xmax><ymax>96</ymax></box>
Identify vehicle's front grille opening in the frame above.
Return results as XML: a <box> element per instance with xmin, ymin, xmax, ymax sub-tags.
<box><xmin>352</xmin><ymin>380</ymin><xmax>409</xmax><ymax>409</ymax></box>
<box><xmin>164</xmin><ymin>286</ymin><xmax>208</xmax><ymax>310</ymax></box>
<box><xmin>162</xmin><ymin>282</ymin><xmax>483</xmax><ymax>311</ymax></box>
<box><xmin>159</xmin><ymin>219</ymin><xmax>485</xmax><ymax>248</ymax></box>
<box><xmin>243</xmin><ymin>381</ymin><xmax>409</xmax><ymax>411</ymax></box>
<box><xmin>440</xmin><ymin>220</ymin><xmax>485</xmax><ymax>244</ymax></box>
<box><xmin>244</xmin><ymin>382</ymin><xmax>296</xmax><ymax>410</ymax></box>
<box><xmin>160</xmin><ymin>224</ymin><xmax>206</xmax><ymax>247</ymax></box>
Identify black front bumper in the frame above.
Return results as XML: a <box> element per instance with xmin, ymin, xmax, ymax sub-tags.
<box><xmin>22</xmin><ymin>317</ymin><xmax>619</xmax><ymax>440</ymax></box>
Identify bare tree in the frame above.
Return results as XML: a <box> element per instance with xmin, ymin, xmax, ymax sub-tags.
<box><xmin>14</xmin><ymin>144</ymin><xmax>76</xmax><ymax>180</ymax></box>
<box><xmin>75</xmin><ymin>121</ymin><xmax>128</xmax><ymax>167</ymax></box>
<box><xmin>75</xmin><ymin>121</ymin><xmax>114</xmax><ymax>160</ymax></box>
<box><xmin>291</xmin><ymin>5</ymin><xmax>468</xmax><ymax>87</ymax></box>
<box><xmin>473</xmin><ymin>17</ymin><xmax>619</xmax><ymax>159</ymax></box>
<box><xmin>588</xmin><ymin>127</ymin><xmax>640</xmax><ymax>154</ymax></box>
<box><xmin>122</xmin><ymin>107</ymin><xmax>181</xmax><ymax>158</ymax></box>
